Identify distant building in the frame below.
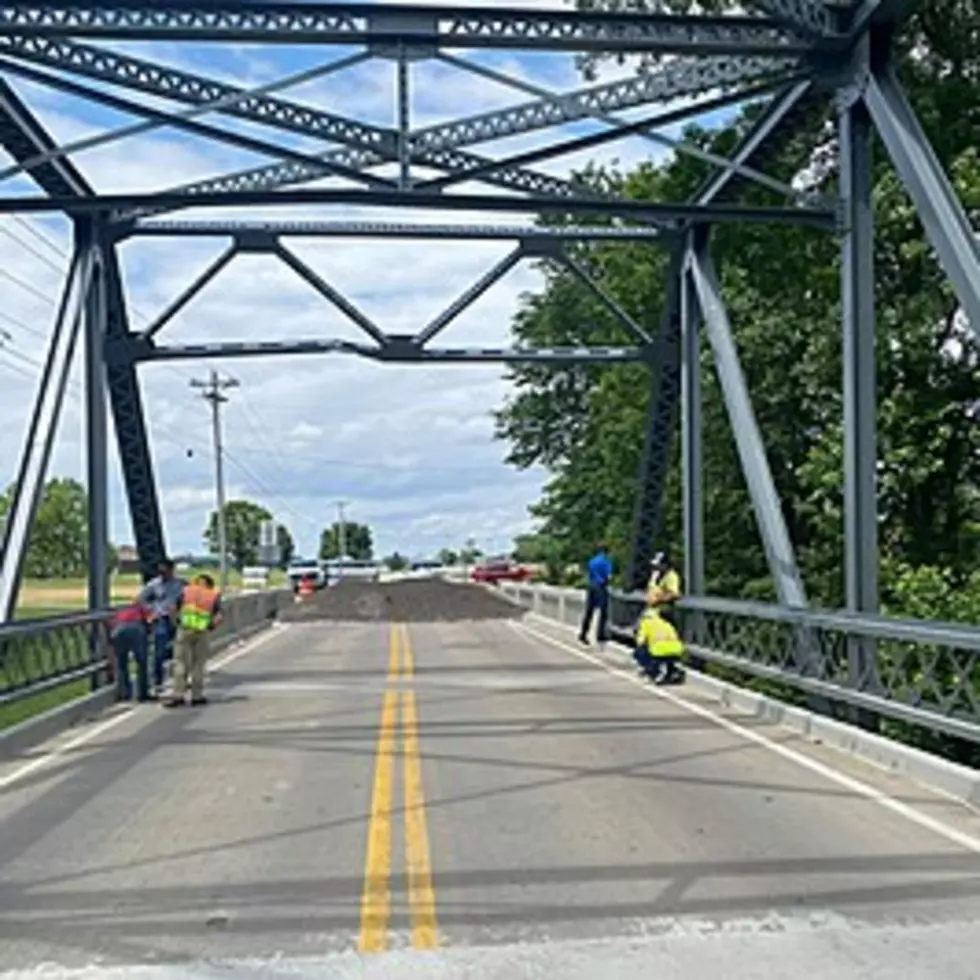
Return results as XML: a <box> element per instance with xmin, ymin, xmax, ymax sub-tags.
<box><xmin>115</xmin><ymin>545</ymin><xmax>141</xmax><ymax>575</ymax></box>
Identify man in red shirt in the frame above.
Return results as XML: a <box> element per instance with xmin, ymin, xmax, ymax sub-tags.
<box><xmin>110</xmin><ymin>596</ymin><xmax>151</xmax><ymax>702</ymax></box>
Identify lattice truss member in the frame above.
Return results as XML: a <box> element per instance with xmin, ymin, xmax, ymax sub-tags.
<box><xmin>0</xmin><ymin>0</ymin><xmax>976</xmax><ymax>649</ymax></box>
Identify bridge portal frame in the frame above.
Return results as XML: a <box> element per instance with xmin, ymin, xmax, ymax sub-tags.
<box><xmin>0</xmin><ymin>1</ymin><xmax>975</xmax><ymax>681</ymax></box>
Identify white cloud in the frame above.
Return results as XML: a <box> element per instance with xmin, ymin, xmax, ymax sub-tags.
<box><xmin>0</xmin><ymin>22</ymin><xmax>728</xmax><ymax>564</ymax></box>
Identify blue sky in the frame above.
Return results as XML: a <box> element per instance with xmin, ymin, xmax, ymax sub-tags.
<box><xmin>0</xmin><ymin>1</ymin><xmax>751</xmax><ymax>562</ymax></box>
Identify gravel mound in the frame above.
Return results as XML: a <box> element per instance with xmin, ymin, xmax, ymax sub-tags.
<box><xmin>278</xmin><ymin>578</ymin><xmax>524</xmax><ymax>623</ymax></box>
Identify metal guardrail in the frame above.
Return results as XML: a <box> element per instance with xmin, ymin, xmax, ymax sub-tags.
<box><xmin>499</xmin><ymin>582</ymin><xmax>980</xmax><ymax>745</ymax></box>
<box><xmin>0</xmin><ymin>589</ymin><xmax>289</xmax><ymax>712</ymax></box>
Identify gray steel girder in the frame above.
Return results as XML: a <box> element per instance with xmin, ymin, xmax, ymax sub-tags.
<box><xmin>0</xmin><ymin>2</ymin><xmax>818</xmax><ymax>54</ymax></box>
<box><xmin>410</xmin><ymin>54</ymin><xmax>799</xmax><ymax>154</ymax></box>
<box><xmin>0</xmin><ymin>76</ymin><xmax>92</xmax><ymax>197</ymax></box>
<box><xmin>0</xmin><ymin>34</ymin><xmax>623</xmax><ymax>216</ymax></box>
<box><xmin>122</xmin><ymin>51</ymin><xmax>802</xmax><ymax>219</ymax></box>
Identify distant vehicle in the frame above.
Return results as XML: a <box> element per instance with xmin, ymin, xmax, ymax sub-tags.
<box><xmin>470</xmin><ymin>558</ymin><xmax>531</xmax><ymax>585</ymax></box>
<box><xmin>241</xmin><ymin>566</ymin><xmax>269</xmax><ymax>590</ymax></box>
<box><xmin>323</xmin><ymin>558</ymin><xmax>381</xmax><ymax>584</ymax></box>
<box><xmin>286</xmin><ymin>558</ymin><xmax>325</xmax><ymax>592</ymax></box>
<box><xmin>410</xmin><ymin>559</ymin><xmax>442</xmax><ymax>571</ymax></box>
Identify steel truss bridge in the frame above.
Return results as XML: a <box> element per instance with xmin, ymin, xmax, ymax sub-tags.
<box><xmin>0</xmin><ymin>0</ymin><xmax>978</xmax><ymax>750</ymax></box>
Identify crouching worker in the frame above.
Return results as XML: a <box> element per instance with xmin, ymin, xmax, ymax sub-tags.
<box><xmin>163</xmin><ymin>573</ymin><xmax>222</xmax><ymax>708</ymax></box>
<box><xmin>633</xmin><ymin>607</ymin><xmax>685</xmax><ymax>686</ymax></box>
<box><xmin>110</xmin><ymin>595</ymin><xmax>151</xmax><ymax>702</ymax></box>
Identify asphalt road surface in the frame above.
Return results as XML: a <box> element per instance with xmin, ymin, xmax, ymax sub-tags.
<box><xmin>2</xmin><ymin>611</ymin><xmax>980</xmax><ymax>979</ymax></box>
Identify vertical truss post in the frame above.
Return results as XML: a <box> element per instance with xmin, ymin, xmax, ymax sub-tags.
<box><xmin>626</xmin><ymin>247</ymin><xmax>682</xmax><ymax>593</ymax></box>
<box><xmin>863</xmin><ymin>61</ymin><xmax>980</xmax><ymax>334</ymax></box>
<box><xmin>0</xmin><ymin>242</ymin><xmax>96</xmax><ymax>622</ymax></box>
<box><xmin>83</xmin><ymin>219</ymin><xmax>110</xmax><ymax>612</ymax></box>
<box><xmin>680</xmin><ymin>248</ymin><xmax>707</xmax><ymax>659</ymax></box>
<box><xmin>105</xmin><ymin>246</ymin><xmax>167</xmax><ymax>581</ymax></box>
<box><xmin>687</xmin><ymin>233</ymin><xmax>808</xmax><ymax>608</ymax></box>
<box><xmin>397</xmin><ymin>46</ymin><xmax>411</xmax><ymax>190</ymax></box>
<box><xmin>839</xmin><ymin>62</ymin><xmax>882</xmax><ymax>726</ymax></box>
<box><xmin>680</xmin><ymin>252</ymin><xmax>705</xmax><ymax>601</ymax></box>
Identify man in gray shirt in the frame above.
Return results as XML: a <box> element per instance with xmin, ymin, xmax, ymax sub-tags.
<box><xmin>139</xmin><ymin>559</ymin><xmax>185</xmax><ymax>697</ymax></box>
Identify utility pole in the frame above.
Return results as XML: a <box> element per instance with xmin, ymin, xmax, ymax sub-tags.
<box><xmin>191</xmin><ymin>370</ymin><xmax>239</xmax><ymax>592</ymax></box>
<box><xmin>337</xmin><ymin>500</ymin><xmax>347</xmax><ymax>580</ymax></box>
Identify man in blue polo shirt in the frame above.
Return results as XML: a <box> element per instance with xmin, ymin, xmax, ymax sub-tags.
<box><xmin>579</xmin><ymin>542</ymin><xmax>613</xmax><ymax>645</ymax></box>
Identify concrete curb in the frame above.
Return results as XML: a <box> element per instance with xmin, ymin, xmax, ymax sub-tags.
<box><xmin>521</xmin><ymin>609</ymin><xmax>980</xmax><ymax>810</ymax></box>
<box><xmin>0</xmin><ymin>686</ymin><xmax>117</xmax><ymax>760</ymax></box>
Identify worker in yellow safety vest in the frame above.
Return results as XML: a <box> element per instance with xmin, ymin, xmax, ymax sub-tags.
<box><xmin>633</xmin><ymin>551</ymin><xmax>684</xmax><ymax>685</ymax></box>
<box><xmin>163</xmin><ymin>573</ymin><xmax>222</xmax><ymax>708</ymax></box>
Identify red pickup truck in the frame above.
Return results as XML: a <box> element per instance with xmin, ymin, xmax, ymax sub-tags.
<box><xmin>470</xmin><ymin>558</ymin><xmax>532</xmax><ymax>584</ymax></box>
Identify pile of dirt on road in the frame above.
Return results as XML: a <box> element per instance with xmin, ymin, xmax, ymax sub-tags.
<box><xmin>278</xmin><ymin>578</ymin><xmax>525</xmax><ymax>623</ymax></box>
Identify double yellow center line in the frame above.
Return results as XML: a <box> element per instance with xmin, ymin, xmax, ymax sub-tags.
<box><xmin>358</xmin><ymin>622</ymin><xmax>438</xmax><ymax>953</ymax></box>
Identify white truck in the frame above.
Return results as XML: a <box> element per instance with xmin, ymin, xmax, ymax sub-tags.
<box><xmin>323</xmin><ymin>557</ymin><xmax>381</xmax><ymax>584</ymax></box>
<box><xmin>286</xmin><ymin>558</ymin><xmax>326</xmax><ymax>592</ymax></box>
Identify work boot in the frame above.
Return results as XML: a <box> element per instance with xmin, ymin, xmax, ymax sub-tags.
<box><xmin>190</xmin><ymin>697</ymin><xmax>208</xmax><ymax>707</ymax></box>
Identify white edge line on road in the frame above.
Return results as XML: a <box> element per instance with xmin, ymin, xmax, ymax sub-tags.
<box><xmin>0</xmin><ymin>623</ymin><xmax>291</xmax><ymax>793</ymax></box>
<box><xmin>509</xmin><ymin>617</ymin><xmax>980</xmax><ymax>855</ymax></box>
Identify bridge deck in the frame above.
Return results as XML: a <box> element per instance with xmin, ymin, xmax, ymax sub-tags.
<box><xmin>1</xmin><ymin>615</ymin><xmax>979</xmax><ymax>977</ymax></box>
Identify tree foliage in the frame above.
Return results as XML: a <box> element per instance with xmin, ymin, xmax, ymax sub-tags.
<box><xmin>496</xmin><ymin>0</ymin><xmax>980</xmax><ymax>612</ymax></box>
<box><xmin>0</xmin><ymin>478</ymin><xmax>95</xmax><ymax>578</ymax></box>
<box><xmin>319</xmin><ymin>521</ymin><xmax>374</xmax><ymax>561</ymax></box>
<box><xmin>203</xmin><ymin>499</ymin><xmax>295</xmax><ymax>570</ymax></box>
<box><xmin>384</xmin><ymin>552</ymin><xmax>410</xmax><ymax>571</ymax></box>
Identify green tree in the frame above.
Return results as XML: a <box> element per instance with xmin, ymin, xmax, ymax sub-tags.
<box><xmin>204</xmin><ymin>500</ymin><xmax>294</xmax><ymax>571</ymax></box>
<box><xmin>495</xmin><ymin>2</ymin><xmax>980</xmax><ymax>604</ymax></box>
<box><xmin>384</xmin><ymin>552</ymin><xmax>410</xmax><ymax>571</ymax></box>
<box><xmin>276</xmin><ymin>524</ymin><xmax>295</xmax><ymax>568</ymax></box>
<box><xmin>0</xmin><ymin>477</ymin><xmax>92</xmax><ymax>578</ymax></box>
<box><xmin>319</xmin><ymin>521</ymin><xmax>373</xmax><ymax>561</ymax></box>
<box><xmin>437</xmin><ymin>548</ymin><xmax>459</xmax><ymax>566</ymax></box>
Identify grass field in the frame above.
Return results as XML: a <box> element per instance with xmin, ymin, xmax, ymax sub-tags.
<box><xmin>15</xmin><ymin>569</ymin><xmax>289</xmax><ymax>619</ymax></box>
<box><xmin>2</xmin><ymin>570</ymin><xmax>288</xmax><ymax>732</ymax></box>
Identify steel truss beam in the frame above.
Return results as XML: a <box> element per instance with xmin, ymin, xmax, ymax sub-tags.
<box><xmin>0</xmin><ymin>34</ymin><xmax>639</xmax><ymax>216</ymax></box>
<box><xmin>0</xmin><ymin>76</ymin><xmax>92</xmax><ymax>197</ymax></box>
<box><xmin>0</xmin><ymin>244</ymin><xmax>96</xmax><ymax>621</ymax></box>
<box><xmin>417</xmin><ymin>76</ymin><xmax>804</xmax><ymax>194</ymax></box>
<box><xmin>104</xmin><ymin>248</ymin><xmax>167</xmax><ymax>581</ymax></box>
<box><xmin>82</xmin><ymin>220</ymin><xmax>109</xmax><ymax>612</ymax></box>
<box><xmin>133</xmin><ymin>339</ymin><xmax>648</xmax><ymax>365</ymax></box>
<box><xmin>680</xmin><ymin>247</ymin><xmax>704</xmax><ymax>601</ymax></box>
<box><xmin>440</xmin><ymin>53</ymin><xmax>808</xmax><ymax>206</ymax></box>
<box><xmin>0</xmin><ymin>186</ymin><xmax>839</xmax><ymax>228</ymax></box>
<box><xmin>0</xmin><ymin>3</ymin><xmax>827</xmax><ymax>55</ymax></box>
<box><xmin>554</xmin><ymin>249</ymin><xmax>651</xmax><ymax>346</ymax></box>
<box><xmin>0</xmin><ymin>55</ymin><xmax>395</xmax><ymax>191</ymax></box>
<box><xmin>745</xmin><ymin>0</ymin><xmax>834</xmax><ymax>38</ymax></box>
<box><xmin>142</xmin><ymin>245</ymin><xmax>237</xmax><ymax>340</ymax></box>
<box><xmin>627</xmin><ymin>248</ymin><xmax>684</xmax><ymax>592</ymax></box>
<box><xmin>687</xmin><ymin>235</ymin><xmax>808</xmax><ymax>608</ymax></box>
<box><xmin>414</xmin><ymin>247</ymin><xmax>524</xmax><ymax>347</ymax></box>
<box><xmin>839</xmin><ymin>84</ymin><xmax>882</xmax><ymax>713</ymax></box>
<box><xmin>100</xmin><ymin>46</ymin><xmax>804</xmax><ymax>222</ymax></box>
<box><xmin>273</xmin><ymin>241</ymin><xmax>388</xmax><ymax>347</ymax></box>
<box><xmin>862</xmin><ymin>64</ymin><xmax>980</xmax><ymax>334</ymax></box>
<box><xmin>0</xmin><ymin>51</ymin><xmax>370</xmax><ymax>187</ymax></box>
<box><xmin>695</xmin><ymin>79</ymin><xmax>815</xmax><ymax>206</ymax></box>
<box><xmin>127</xmin><ymin>220</ymin><xmax>667</xmax><ymax>242</ymax></box>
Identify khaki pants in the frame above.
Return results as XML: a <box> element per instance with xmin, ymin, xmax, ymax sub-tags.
<box><xmin>172</xmin><ymin>628</ymin><xmax>210</xmax><ymax>700</ymax></box>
